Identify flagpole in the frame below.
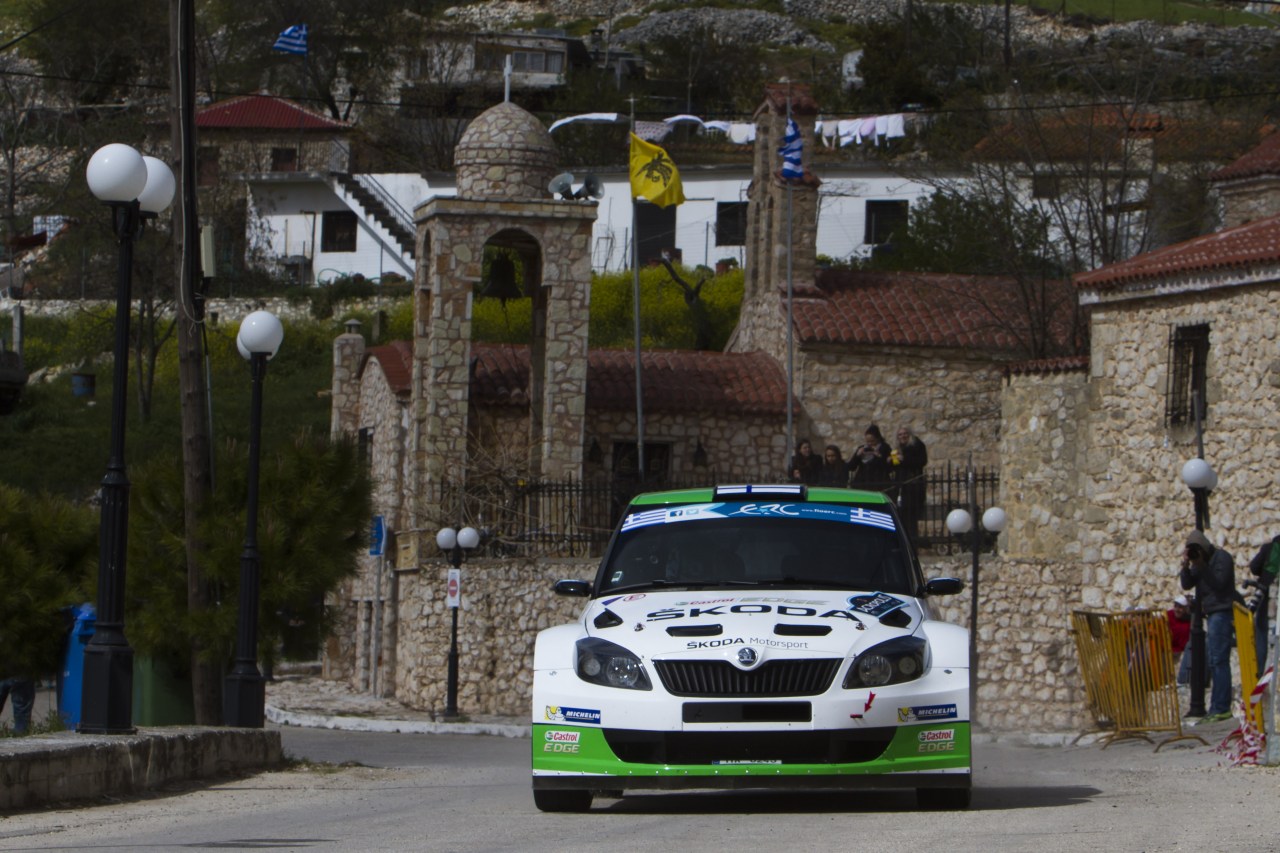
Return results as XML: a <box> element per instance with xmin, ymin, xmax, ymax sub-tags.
<box><xmin>784</xmin><ymin>85</ymin><xmax>795</xmax><ymax>479</ymax></box>
<box><xmin>629</xmin><ymin>98</ymin><xmax>645</xmax><ymax>481</ymax></box>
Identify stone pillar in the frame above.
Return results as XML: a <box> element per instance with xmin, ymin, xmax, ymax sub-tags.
<box><xmin>537</xmin><ymin>216</ymin><xmax>594</xmax><ymax>479</ymax></box>
<box><xmin>330</xmin><ymin>323</ymin><xmax>365</xmax><ymax>439</ymax></box>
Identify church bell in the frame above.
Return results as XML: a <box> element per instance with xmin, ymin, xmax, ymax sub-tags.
<box><xmin>480</xmin><ymin>253</ymin><xmax>522</xmax><ymax>302</ymax></box>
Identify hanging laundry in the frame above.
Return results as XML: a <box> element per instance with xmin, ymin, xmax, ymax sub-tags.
<box><xmin>548</xmin><ymin>112</ymin><xmax>620</xmax><ymax>133</ymax></box>
<box><xmin>837</xmin><ymin>118</ymin><xmax>860</xmax><ymax>147</ymax></box>
<box><xmin>663</xmin><ymin>114</ymin><xmax>705</xmax><ymax>127</ymax></box>
<box><xmin>883</xmin><ymin>113</ymin><xmax>906</xmax><ymax>139</ymax></box>
<box><xmin>728</xmin><ymin>122</ymin><xmax>757</xmax><ymax>144</ymax></box>
<box><xmin>704</xmin><ymin>120</ymin><xmax>732</xmax><ymax>134</ymax></box>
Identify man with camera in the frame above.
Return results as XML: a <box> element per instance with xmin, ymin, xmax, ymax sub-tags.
<box><xmin>1179</xmin><ymin>530</ymin><xmax>1237</xmax><ymax>721</ymax></box>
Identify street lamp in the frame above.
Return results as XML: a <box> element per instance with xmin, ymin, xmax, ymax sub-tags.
<box><xmin>79</xmin><ymin>144</ymin><xmax>175</xmax><ymax>735</ymax></box>
<box><xmin>1180</xmin><ymin>455</ymin><xmax>1217</xmax><ymax>719</ymax></box>
<box><xmin>436</xmin><ymin>525</ymin><xmax>480</xmax><ymax>719</ymax></box>
<box><xmin>224</xmin><ymin>310</ymin><xmax>285</xmax><ymax>727</ymax></box>
<box><xmin>946</xmin><ymin>496</ymin><xmax>1006</xmax><ymax>724</ymax></box>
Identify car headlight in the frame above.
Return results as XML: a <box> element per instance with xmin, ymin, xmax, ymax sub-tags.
<box><xmin>575</xmin><ymin>638</ymin><xmax>652</xmax><ymax>690</ymax></box>
<box><xmin>842</xmin><ymin>636</ymin><xmax>928</xmax><ymax>688</ymax></box>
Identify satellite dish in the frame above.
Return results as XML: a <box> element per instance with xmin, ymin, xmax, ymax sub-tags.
<box><xmin>574</xmin><ymin>173</ymin><xmax>605</xmax><ymax>200</ymax></box>
<box><xmin>548</xmin><ymin>172</ymin><xmax>575</xmax><ymax>200</ymax></box>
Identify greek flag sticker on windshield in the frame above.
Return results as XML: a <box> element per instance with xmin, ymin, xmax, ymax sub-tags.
<box><xmin>621</xmin><ymin>503</ymin><xmax>896</xmax><ymax>533</ymax></box>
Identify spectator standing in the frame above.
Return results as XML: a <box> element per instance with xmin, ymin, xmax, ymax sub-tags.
<box><xmin>893</xmin><ymin>427</ymin><xmax>928</xmax><ymax>545</ymax></box>
<box><xmin>789</xmin><ymin>439</ymin><xmax>822</xmax><ymax>485</ymax></box>
<box><xmin>848</xmin><ymin>425</ymin><xmax>892</xmax><ymax>488</ymax></box>
<box><xmin>817</xmin><ymin>444</ymin><xmax>848</xmax><ymax>487</ymax></box>
<box><xmin>1179</xmin><ymin>530</ymin><xmax>1237</xmax><ymax>720</ymax></box>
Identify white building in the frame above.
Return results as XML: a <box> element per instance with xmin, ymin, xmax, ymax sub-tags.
<box><xmin>243</xmin><ymin>160</ymin><xmax>945</xmax><ymax>284</ymax></box>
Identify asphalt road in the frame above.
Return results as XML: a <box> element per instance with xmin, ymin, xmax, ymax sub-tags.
<box><xmin>0</xmin><ymin>724</ymin><xmax>1273</xmax><ymax>852</ymax></box>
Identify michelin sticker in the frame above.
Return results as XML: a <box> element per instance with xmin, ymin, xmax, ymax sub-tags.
<box><xmin>545</xmin><ymin>705</ymin><xmax>602</xmax><ymax>725</ymax></box>
<box><xmin>898</xmin><ymin>704</ymin><xmax>958</xmax><ymax>723</ymax></box>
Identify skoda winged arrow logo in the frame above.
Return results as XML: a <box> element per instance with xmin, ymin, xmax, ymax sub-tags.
<box><xmin>737</xmin><ymin>647</ymin><xmax>759</xmax><ymax>667</ymax></box>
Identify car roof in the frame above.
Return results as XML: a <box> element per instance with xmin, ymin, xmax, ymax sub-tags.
<box><xmin>627</xmin><ymin>483</ymin><xmax>892</xmax><ymax>508</ymax></box>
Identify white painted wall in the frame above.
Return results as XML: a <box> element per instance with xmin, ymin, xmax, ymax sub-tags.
<box><xmin>245</xmin><ymin>165</ymin><xmax>947</xmax><ymax>284</ymax></box>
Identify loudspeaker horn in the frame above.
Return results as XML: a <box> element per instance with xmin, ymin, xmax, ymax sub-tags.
<box><xmin>548</xmin><ymin>172</ymin><xmax>575</xmax><ymax>199</ymax></box>
<box><xmin>574</xmin><ymin>173</ymin><xmax>605</xmax><ymax>200</ymax></box>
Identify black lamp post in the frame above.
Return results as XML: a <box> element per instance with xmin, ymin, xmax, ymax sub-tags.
<box><xmin>79</xmin><ymin>144</ymin><xmax>175</xmax><ymax>735</ymax></box>
<box><xmin>1181</xmin><ymin>455</ymin><xmax>1216</xmax><ymax>719</ymax></box>
<box><xmin>945</xmin><ymin>463</ymin><xmax>1005</xmax><ymax>727</ymax></box>
<box><xmin>436</xmin><ymin>525</ymin><xmax>480</xmax><ymax>719</ymax></box>
<box><xmin>224</xmin><ymin>310</ymin><xmax>285</xmax><ymax>728</ymax></box>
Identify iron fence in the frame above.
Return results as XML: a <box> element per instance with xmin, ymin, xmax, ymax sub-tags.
<box><xmin>445</xmin><ymin>464</ymin><xmax>999</xmax><ymax>560</ymax></box>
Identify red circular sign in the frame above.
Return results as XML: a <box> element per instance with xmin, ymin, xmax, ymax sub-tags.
<box><xmin>448</xmin><ymin>577</ymin><xmax>459</xmax><ymax>598</ymax></box>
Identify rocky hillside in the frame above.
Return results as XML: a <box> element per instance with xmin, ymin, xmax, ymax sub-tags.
<box><xmin>441</xmin><ymin>0</ymin><xmax>1279</xmax><ymax>61</ymax></box>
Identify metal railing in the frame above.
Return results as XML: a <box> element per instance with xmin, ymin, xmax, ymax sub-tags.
<box><xmin>353</xmin><ymin>174</ymin><xmax>415</xmax><ymax>237</ymax></box>
<box><xmin>431</xmin><ymin>465</ymin><xmax>1000</xmax><ymax>559</ymax></box>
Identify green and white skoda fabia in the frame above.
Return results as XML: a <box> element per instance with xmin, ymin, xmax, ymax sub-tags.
<box><xmin>531</xmin><ymin>483</ymin><xmax>971</xmax><ymax>812</ymax></box>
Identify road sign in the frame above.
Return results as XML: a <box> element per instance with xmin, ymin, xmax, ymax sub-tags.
<box><xmin>370</xmin><ymin>515</ymin><xmax>386</xmax><ymax>556</ymax></box>
<box><xmin>446</xmin><ymin>568</ymin><xmax>461</xmax><ymax>608</ymax></box>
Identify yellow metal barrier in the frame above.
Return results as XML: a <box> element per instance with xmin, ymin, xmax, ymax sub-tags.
<box><xmin>1232</xmin><ymin>602</ymin><xmax>1262</xmax><ymax>732</ymax></box>
<box><xmin>1071</xmin><ymin>609</ymin><xmax>1207</xmax><ymax>750</ymax></box>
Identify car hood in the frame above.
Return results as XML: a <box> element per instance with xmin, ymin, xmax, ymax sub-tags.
<box><xmin>585</xmin><ymin>589</ymin><xmax>921</xmax><ymax>660</ymax></box>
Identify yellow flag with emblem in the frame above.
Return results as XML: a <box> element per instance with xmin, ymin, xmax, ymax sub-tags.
<box><xmin>629</xmin><ymin>133</ymin><xmax>686</xmax><ymax>208</ymax></box>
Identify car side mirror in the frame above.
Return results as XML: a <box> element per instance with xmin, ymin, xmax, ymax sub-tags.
<box><xmin>924</xmin><ymin>577</ymin><xmax>964</xmax><ymax>596</ymax></box>
<box><xmin>554</xmin><ymin>579</ymin><xmax>592</xmax><ymax>597</ymax></box>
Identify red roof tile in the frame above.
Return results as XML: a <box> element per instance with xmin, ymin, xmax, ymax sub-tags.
<box><xmin>473</xmin><ymin>343</ymin><xmax>789</xmax><ymax>415</ymax></box>
<box><xmin>1074</xmin><ymin>214</ymin><xmax>1280</xmax><ymax>291</ymax></box>
<box><xmin>797</xmin><ymin>269</ymin><xmax>1080</xmax><ymax>356</ymax></box>
<box><xmin>364</xmin><ymin>342</ymin><xmax>413</xmax><ymax>395</ymax></box>
<box><xmin>196</xmin><ymin>95</ymin><xmax>349</xmax><ymax>131</ymax></box>
<box><xmin>1210</xmin><ymin>128</ymin><xmax>1280</xmax><ymax>182</ymax></box>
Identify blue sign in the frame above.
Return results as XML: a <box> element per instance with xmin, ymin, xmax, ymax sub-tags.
<box><xmin>370</xmin><ymin>515</ymin><xmax>386</xmax><ymax>556</ymax></box>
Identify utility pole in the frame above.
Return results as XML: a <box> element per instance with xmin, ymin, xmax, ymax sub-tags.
<box><xmin>170</xmin><ymin>0</ymin><xmax>219</xmax><ymax>724</ymax></box>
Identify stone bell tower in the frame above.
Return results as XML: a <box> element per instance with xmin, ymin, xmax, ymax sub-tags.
<box><xmin>731</xmin><ymin>83</ymin><xmax>822</xmax><ymax>362</ymax></box>
<box><xmin>410</xmin><ymin>101</ymin><xmax>596</xmax><ymax>528</ymax></box>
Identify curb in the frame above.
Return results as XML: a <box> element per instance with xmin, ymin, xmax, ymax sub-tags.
<box><xmin>265</xmin><ymin>705</ymin><xmax>530</xmax><ymax>738</ymax></box>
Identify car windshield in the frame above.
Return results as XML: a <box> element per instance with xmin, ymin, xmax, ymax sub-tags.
<box><xmin>597</xmin><ymin>501</ymin><xmax>916</xmax><ymax>596</ymax></box>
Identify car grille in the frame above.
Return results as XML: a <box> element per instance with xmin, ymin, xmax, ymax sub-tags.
<box><xmin>653</xmin><ymin>658</ymin><xmax>842</xmax><ymax>697</ymax></box>
<box><xmin>602</xmin><ymin>728</ymin><xmax>896</xmax><ymax>765</ymax></box>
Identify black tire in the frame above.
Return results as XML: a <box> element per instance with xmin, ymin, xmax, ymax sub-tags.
<box><xmin>916</xmin><ymin>786</ymin><xmax>972</xmax><ymax>810</ymax></box>
<box><xmin>533</xmin><ymin>787</ymin><xmax>593</xmax><ymax>812</ymax></box>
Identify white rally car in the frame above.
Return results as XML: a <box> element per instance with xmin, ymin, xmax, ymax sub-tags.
<box><xmin>532</xmin><ymin>483</ymin><xmax>971</xmax><ymax>812</ymax></box>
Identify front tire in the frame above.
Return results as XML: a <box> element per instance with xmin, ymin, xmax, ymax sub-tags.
<box><xmin>533</xmin><ymin>787</ymin><xmax>593</xmax><ymax>812</ymax></box>
<box><xmin>916</xmin><ymin>786</ymin><xmax>972</xmax><ymax>810</ymax></box>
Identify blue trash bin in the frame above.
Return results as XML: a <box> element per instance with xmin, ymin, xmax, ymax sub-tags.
<box><xmin>57</xmin><ymin>603</ymin><xmax>95</xmax><ymax>728</ymax></box>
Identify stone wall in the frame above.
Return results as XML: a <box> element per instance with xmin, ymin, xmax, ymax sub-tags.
<box><xmin>798</xmin><ymin>345</ymin><xmax>1006</xmax><ymax>468</ymax></box>
<box><xmin>350</xmin><ymin>550</ymin><xmax>1090</xmax><ymax>732</ymax></box>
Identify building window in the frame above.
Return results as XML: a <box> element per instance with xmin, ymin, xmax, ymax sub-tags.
<box><xmin>197</xmin><ymin>147</ymin><xmax>219</xmax><ymax>186</ymax></box>
<box><xmin>611</xmin><ymin>441</ymin><xmax>671</xmax><ymax>480</ymax></box>
<box><xmin>321</xmin><ymin>211</ymin><xmax>358</xmax><ymax>253</ymax></box>
<box><xmin>864</xmin><ymin>200</ymin><xmax>909</xmax><ymax>246</ymax></box>
<box><xmin>1031</xmin><ymin>174</ymin><xmax>1060</xmax><ymax>199</ymax></box>
<box><xmin>715</xmin><ymin>202</ymin><xmax>748</xmax><ymax>246</ymax></box>
<box><xmin>1165</xmin><ymin>323</ymin><xmax>1209</xmax><ymax>427</ymax></box>
<box><xmin>271</xmin><ymin>147</ymin><xmax>298</xmax><ymax>172</ymax></box>
<box><xmin>358</xmin><ymin>427</ymin><xmax>373</xmax><ymax>468</ymax></box>
<box><xmin>635</xmin><ymin>202</ymin><xmax>677</xmax><ymax>267</ymax></box>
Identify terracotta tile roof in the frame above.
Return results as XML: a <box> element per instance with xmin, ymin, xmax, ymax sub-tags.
<box><xmin>364</xmin><ymin>342</ymin><xmax>413</xmax><ymax>395</ymax></box>
<box><xmin>1005</xmin><ymin>354</ymin><xmax>1090</xmax><ymax>377</ymax></box>
<box><xmin>972</xmin><ymin>106</ymin><xmax>1164</xmax><ymax>161</ymax></box>
<box><xmin>1210</xmin><ymin>128</ymin><xmax>1280</xmax><ymax>182</ymax></box>
<box><xmin>472</xmin><ymin>343</ymin><xmax>789</xmax><ymax>415</ymax></box>
<box><xmin>1074</xmin><ymin>214</ymin><xmax>1280</xmax><ymax>291</ymax></box>
<box><xmin>196</xmin><ymin>94</ymin><xmax>349</xmax><ymax>131</ymax></box>
<box><xmin>797</xmin><ymin>269</ymin><xmax>1080</xmax><ymax>355</ymax></box>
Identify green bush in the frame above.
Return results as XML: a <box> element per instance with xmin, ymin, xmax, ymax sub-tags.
<box><xmin>0</xmin><ymin>485</ymin><xmax>96</xmax><ymax>677</ymax></box>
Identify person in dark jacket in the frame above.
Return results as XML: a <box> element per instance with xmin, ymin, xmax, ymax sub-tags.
<box><xmin>893</xmin><ymin>427</ymin><xmax>928</xmax><ymax>545</ymax></box>
<box><xmin>1179</xmin><ymin>529</ymin><xmax>1237</xmax><ymax>719</ymax></box>
<box><xmin>788</xmin><ymin>439</ymin><xmax>822</xmax><ymax>485</ymax></box>
<box><xmin>817</xmin><ymin>444</ymin><xmax>848</xmax><ymax>487</ymax></box>
<box><xmin>848</xmin><ymin>424</ymin><xmax>892</xmax><ymax>488</ymax></box>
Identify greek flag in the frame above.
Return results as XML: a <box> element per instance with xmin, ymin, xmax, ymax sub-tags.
<box><xmin>273</xmin><ymin>24</ymin><xmax>308</xmax><ymax>56</ymax></box>
<box><xmin>779</xmin><ymin>118</ymin><xmax>803</xmax><ymax>179</ymax></box>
